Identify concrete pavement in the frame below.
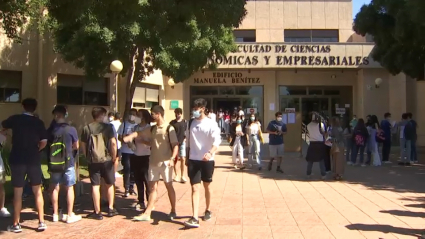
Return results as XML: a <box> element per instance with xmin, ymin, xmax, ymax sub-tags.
<box><xmin>1</xmin><ymin>145</ymin><xmax>425</xmax><ymax>239</ymax></box>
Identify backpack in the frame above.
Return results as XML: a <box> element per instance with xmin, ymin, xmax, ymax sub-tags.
<box><xmin>150</xmin><ymin>124</ymin><xmax>173</xmax><ymax>150</ymax></box>
<box><xmin>375</xmin><ymin>129</ymin><xmax>385</xmax><ymax>143</ymax></box>
<box><xmin>49</xmin><ymin>125</ymin><xmax>71</xmax><ymax>173</ymax></box>
<box><xmin>87</xmin><ymin>124</ymin><xmax>111</xmax><ymax>164</ymax></box>
<box><xmin>354</xmin><ymin>129</ymin><xmax>365</xmax><ymax>146</ymax></box>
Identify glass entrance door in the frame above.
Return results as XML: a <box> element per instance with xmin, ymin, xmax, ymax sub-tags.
<box><xmin>301</xmin><ymin>98</ymin><xmax>330</xmax><ymax>125</ymax></box>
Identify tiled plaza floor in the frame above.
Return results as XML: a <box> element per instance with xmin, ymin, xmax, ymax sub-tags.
<box><xmin>1</xmin><ymin>146</ymin><xmax>425</xmax><ymax>239</ymax></box>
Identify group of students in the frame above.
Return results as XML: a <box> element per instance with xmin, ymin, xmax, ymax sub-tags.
<box><xmin>227</xmin><ymin>111</ymin><xmax>288</xmax><ymax>174</ymax></box>
<box><xmin>0</xmin><ymin>97</ymin><xmax>221</xmax><ymax>234</ymax></box>
<box><xmin>345</xmin><ymin>112</ymin><xmax>418</xmax><ymax>167</ymax></box>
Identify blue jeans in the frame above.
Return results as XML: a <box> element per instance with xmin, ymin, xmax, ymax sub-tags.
<box><xmin>405</xmin><ymin>140</ymin><xmax>412</xmax><ymax>162</ymax></box>
<box><xmin>351</xmin><ymin>145</ymin><xmax>365</xmax><ymax>164</ymax></box>
<box><xmin>248</xmin><ymin>135</ymin><xmax>261</xmax><ymax>166</ymax></box>
<box><xmin>345</xmin><ymin>140</ymin><xmax>352</xmax><ymax>162</ymax></box>
<box><xmin>411</xmin><ymin>139</ymin><xmax>417</xmax><ymax>161</ymax></box>
<box><xmin>121</xmin><ymin>153</ymin><xmax>135</xmax><ymax>191</ymax></box>
<box><xmin>306</xmin><ymin>160</ymin><xmax>326</xmax><ymax>176</ymax></box>
<box><xmin>50</xmin><ymin>167</ymin><xmax>76</xmax><ymax>187</ymax></box>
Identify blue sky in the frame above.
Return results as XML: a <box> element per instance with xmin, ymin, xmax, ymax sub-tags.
<box><xmin>352</xmin><ymin>0</ymin><xmax>371</xmax><ymax>18</ymax></box>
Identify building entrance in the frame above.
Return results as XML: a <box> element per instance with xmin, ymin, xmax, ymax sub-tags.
<box><xmin>214</xmin><ymin>98</ymin><xmax>240</xmax><ymax>114</ymax></box>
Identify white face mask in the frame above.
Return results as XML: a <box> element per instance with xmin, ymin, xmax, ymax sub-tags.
<box><xmin>135</xmin><ymin>117</ymin><xmax>142</xmax><ymax>124</ymax></box>
<box><xmin>129</xmin><ymin>115</ymin><xmax>136</xmax><ymax>122</ymax></box>
<box><xmin>109</xmin><ymin>117</ymin><xmax>114</xmax><ymax>122</ymax></box>
<box><xmin>276</xmin><ymin>117</ymin><xmax>282</xmax><ymax>122</ymax></box>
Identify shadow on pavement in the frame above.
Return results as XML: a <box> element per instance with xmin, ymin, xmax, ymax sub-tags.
<box><xmin>346</xmin><ymin>223</ymin><xmax>423</xmax><ymax>237</ymax></box>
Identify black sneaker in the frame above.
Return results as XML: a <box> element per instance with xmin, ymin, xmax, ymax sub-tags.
<box><xmin>267</xmin><ymin>161</ymin><xmax>273</xmax><ymax>171</ymax></box>
<box><xmin>129</xmin><ymin>189</ymin><xmax>137</xmax><ymax>196</ymax></box>
<box><xmin>276</xmin><ymin>168</ymin><xmax>284</xmax><ymax>173</ymax></box>
<box><xmin>86</xmin><ymin>211</ymin><xmax>103</xmax><ymax>220</ymax></box>
<box><xmin>107</xmin><ymin>208</ymin><xmax>118</xmax><ymax>217</ymax></box>
<box><xmin>203</xmin><ymin>210</ymin><xmax>212</xmax><ymax>221</ymax></box>
<box><xmin>184</xmin><ymin>217</ymin><xmax>200</xmax><ymax>228</ymax></box>
<box><xmin>7</xmin><ymin>224</ymin><xmax>22</xmax><ymax>233</ymax></box>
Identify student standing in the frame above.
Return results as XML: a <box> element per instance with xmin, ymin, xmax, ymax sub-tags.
<box><xmin>246</xmin><ymin>114</ymin><xmax>264</xmax><ymax>170</ymax></box>
<box><xmin>0</xmin><ymin>131</ymin><xmax>11</xmax><ymax>218</ymax></box>
<box><xmin>80</xmin><ymin>107</ymin><xmax>118</xmax><ymax>219</ymax></box>
<box><xmin>2</xmin><ymin>98</ymin><xmax>48</xmax><ymax>232</ymax></box>
<box><xmin>407</xmin><ymin>113</ymin><xmax>418</xmax><ymax>163</ymax></box>
<box><xmin>329</xmin><ymin>117</ymin><xmax>345</xmax><ymax>180</ymax></box>
<box><xmin>49</xmin><ymin>105</ymin><xmax>82</xmax><ymax>223</ymax></box>
<box><xmin>170</xmin><ymin>108</ymin><xmax>188</xmax><ymax>183</ymax></box>
<box><xmin>343</xmin><ymin>120</ymin><xmax>353</xmax><ymax>162</ymax></box>
<box><xmin>118</xmin><ymin>109</ymin><xmax>138</xmax><ymax>197</ymax></box>
<box><xmin>403</xmin><ymin>113</ymin><xmax>417</xmax><ymax>165</ymax></box>
<box><xmin>306</xmin><ymin>112</ymin><xmax>327</xmax><ymax>179</ymax></box>
<box><xmin>109</xmin><ymin>112</ymin><xmax>122</xmax><ymax>178</ymax></box>
<box><xmin>266</xmin><ymin>112</ymin><xmax>287</xmax><ymax>173</ymax></box>
<box><xmin>124</xmin><ymin>105</ymin><xmax>179</xmax><ymax>222</ymax></box>
<box><xmin>184</xmin><ymin>98</ymin><xmax>221</xmax><ymax>228</ymax></box>
<box><xmin>380</xmin><ymin>113</ymin><xmax>393</xmax><ymax>164</ymax></box>
<box><xmin>350</xmin><ymin>119</ymin><xmax>369</xmax><ymax>166</ymax></box>
<box><xmin>230</xmin><ymin>116</ymin><xmax>246</xmax><ymax>169</ymax></box>
<box><xmin>130</xmin><ymin>109</ymin><xmax>152</xmax><ymax>211</ymax></box>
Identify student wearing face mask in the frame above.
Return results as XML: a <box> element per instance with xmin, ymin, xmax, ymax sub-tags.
<box><xmin>117</xmin><ymin>109</ymin><xmax>138</xmax><ymax>197</ymax></box>
<box><xmin>246</xmin><ymin>114</ymin><xmax>264</xmax><ymax>170</ymax></box>
<box><xmin>170</xmin><ymin>108</ymin><xmax>188</xmax><ymax>183</ymax></box>
<box><xmin>230</xmin><ymin>116</ymin><xmax>247</xmax><ymax>169</ymax></box>
<box><xmin>266</xmin><ymin>112</ymin><xmax>287</xmax><ymax>173</ymax></box>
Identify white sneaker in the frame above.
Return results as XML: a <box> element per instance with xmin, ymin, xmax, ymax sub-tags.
<box><xmin>0</xmin><ymin>207</ymin><xmax>11</xmax><ymax>217</ymax></box>
<box><xmin>66</xmin><ymin>213</ymin><xmax>82</xmax><ymax>224</ymax></box>
<box><xmin>115</xmin><ymin>172</ymin><xmax>122</xmax><ymax>178</ymax></box>
<box><xmin>53</xmin><ymin>214</ymin><xmax>59</xmax><ymax>222</ymax></box>
<box><xmin>361</xmin><ymin>164</ymin><xmax>366</xmax><ymax>167</ymax></box>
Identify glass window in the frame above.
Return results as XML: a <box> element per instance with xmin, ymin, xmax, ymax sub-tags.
<box><xmin>0</xmin><ymin>70</ymin><xmax>22</xmax><ymax>103</ymax></box>
<box><xmin>235</xmin><ymin>86</ymin><xmax>263</xmax><ymax>96</ymax></box>
<box><xmin>279</xmin><ymin>86</ymin><xmax>307</xmax><ymax>96</ymax></box>
<box><xmin>233</xmin><ymin>30</ymin><xmax>256</xmax><ymax>43</ymax></box>
<box><xmin>191</xmin><ymin>86</ymin><xmax>218</xmax><ymax>95</ymax></box>
<box><xmin>242</xmin><ymin>97</ymin><xmax>263</xmax><ymax>125</ymax></box>
<box><xmin>132</xmin><ymin>83</ymin><xmax>160</xmax><ymax>108</ymax></box>
<box><xmin>284</xmin><ymin>29</ymin><xmax>339</xmax><ymax>42</ymax></box>
<box><xmin>324</xmin><ymin>90</ymin><xmax>340</xmax><ymax>95</ymax></box>
<box><xmin>219</xmin><ymin>87</ymin><xmax>235</xmax><ymax>95</ymax></box>
<box><xmin>57</xmin><ymin>74</ymin><xmax>108</xmax><ymax>106</ymax></box>
<box><xmin>280</xmin><ymin>98</ymin><xmax>300</xmax><ymax>112</ymax></box>
<box><xmin>308</xmin><ymin>87</ymin><xmax>323</xmax><ymax>95</ymax></box>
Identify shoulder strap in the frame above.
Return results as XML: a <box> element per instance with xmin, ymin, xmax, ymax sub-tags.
<box><xmin>167</xmin><ymin>125</ymin><xmax>173</xmax><ymax>150</ymax></box>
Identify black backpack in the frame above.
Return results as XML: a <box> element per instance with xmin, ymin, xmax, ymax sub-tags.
<box><xmin>49</xmin><ymin>125</ymin><xmax>71</xmax><ymax>173</ymax></box>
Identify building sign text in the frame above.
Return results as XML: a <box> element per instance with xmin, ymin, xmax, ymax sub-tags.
<box><xmin>193</xmin><ymin>72</ymin><xmax>260</xmax><ymax>84</ymax></box>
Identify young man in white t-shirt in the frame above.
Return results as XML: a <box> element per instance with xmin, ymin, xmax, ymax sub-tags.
<box><xmin>0</xmin><ymin>131</ymin><xmax>11</xmax><ymax>217</ymax></box>
<box><xmin>184</xmin><ymin>98</ymin><xmax>222</xmax><ymax>228</ymax></box>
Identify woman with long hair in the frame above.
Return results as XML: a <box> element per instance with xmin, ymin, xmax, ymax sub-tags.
<box><xmin>129</xmin><ymin>109</ymin><xmax>153</xmax><ymax>210</ymax></box>
<box><xmin>368</xmin><ymin>115</ymin><xmax>382</xmax><ymax>166</ymax></box>
<box><xmin>246</xmin><ymin>113</ymin><xmax>264</xmax><ymax>170</ymax></box>
<box><xmin>350</xmin><ymin>118</ymin><xmax>369</xmax><ymax>166</ymax></box>
<box><xmin>343</xmin><ymin>120</ymin><xmax>353</xmax><ymax>162</ymax></box>
<box><xmin>305</xmin><ymin>112</ymin><xmax>327</xmax><ymax>179</ymax></box>
<box><xmin>329</xmin><ymin>117</ymin><xmax>345</xmax><ymax>180</ymax></box>
<box><xmin>230</xmin><ymin>116</ymin><xmax>247</xmax><ymax>169</ymax></box>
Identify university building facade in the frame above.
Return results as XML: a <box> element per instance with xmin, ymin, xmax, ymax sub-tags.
<box><xmin>0</xmin><ymin>0</ymin><xmax>424</xmax><ymax>151</ymax></box>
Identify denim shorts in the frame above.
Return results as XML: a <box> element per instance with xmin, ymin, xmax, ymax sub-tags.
<box><xmin>179</xmin><ymin>141</ymin><xmax>186</xmax><ymax>158</ymax></box>
<box><xmin>50</xmin><ymin>167</ymin><xmax>76</xmax><ymax>187</ymax></box>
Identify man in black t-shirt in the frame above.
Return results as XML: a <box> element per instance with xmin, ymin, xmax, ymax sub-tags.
<box><xmin>170</xmin><ymin>108</ymin><xmax>188</xmax><ymax>183</ymax></box>
<box><xmin>1</xmin><ymin>98</ymin><xmax>48</xmax><ymax>233</ymax></box>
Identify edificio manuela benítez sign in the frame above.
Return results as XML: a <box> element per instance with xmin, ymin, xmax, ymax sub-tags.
<box><xmin>210</xmin><ymin>44</ymin><xmax>370</xmax><ymax>67</ymax></box>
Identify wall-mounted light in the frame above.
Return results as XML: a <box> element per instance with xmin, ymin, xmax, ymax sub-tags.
<box><xmin>375</xmin><ymin>78</ymin><xmax>382</xmax><ymax>88</ymax></box>
<box><xmin>168</xmin><ymin>77</ymin><xmax>176</xmax><ymax>89</ymax></box>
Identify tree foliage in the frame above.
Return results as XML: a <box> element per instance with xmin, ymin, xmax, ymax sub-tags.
<box><xmin>353</xmin><ymin>0</ymin><xmax>425</xmax><ymax>79</ymax></box>
<box><xmin>46</xmin><ymin>0</ymin><xmax>246</xmax><ymax>111</ymax></box>
<box><xmin>0</xmin><ymin>0</ymin><xmax>47</xmax><ymax>42</ymax></box>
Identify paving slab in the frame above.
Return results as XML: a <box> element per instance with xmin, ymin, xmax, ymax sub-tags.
<box><xmin>0</xmin><ymin>146</ymin><xmax>424</xmax><ymax>239</ymax></box>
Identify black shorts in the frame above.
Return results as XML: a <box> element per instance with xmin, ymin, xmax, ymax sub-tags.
<box><xmin>88</xmin><ymin>161</ymin><xmax>115</xmax><ymax>186</ymax></box>
<box><xmin>187</xmin><ymin>160</ymin><xmax>215</xmax><ymax>185</ymax></box>
<box><xmin>10</xmin><ymin>164</ymin><xmax>43</xmax><ymax>188</ymax></box>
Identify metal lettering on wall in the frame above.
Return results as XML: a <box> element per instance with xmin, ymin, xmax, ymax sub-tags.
<box><xmin>211</xmin><ymin>44</ymin><xmax>370</xmax><ymax>66</ymax></box>
<box><xmin>193</xmin><ymin>72</ymin><xmax>260</xmax><ymax>84</ymax></box>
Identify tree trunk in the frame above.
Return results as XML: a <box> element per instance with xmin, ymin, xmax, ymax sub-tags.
<box><xmin>123</xmin><ymin>47</ymin><xmax>139</xmax><ymax>118</ymax></box>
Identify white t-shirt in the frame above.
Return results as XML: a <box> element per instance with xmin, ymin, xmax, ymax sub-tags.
<box><xmin>238</xmin><ymin>110</ymin><xmax>245</xmax><ymax>116</ymax></box>
<box><xmin>133</xmin><ymin>124</ymin><xmax>151</xmax><ymax>156</ymax></box>
<box><xmin>247</xmin><ymin>123</ymin><xmax>260</xmax><ymax>135</ymax></box>
<box><xmin>208</xmin><ymin>112</ymin><xmax>217</xmax><ymax>122</ymax></box>
<box><xmin>307</xmin><ymin>122</ymin><xmax>325</xmax><ymax>142</ymax></box>
<box><xmin>187</xmin><ymin>117</ymin><xmax>222</xmax><ymax>161</ymax></box>
<box><xmin>118</xmin><ymin>121</ymin><xmax>137</xmax><ymax>154</ymax></box>
<box><xmin>110</xmin><ymin>120</ymin><xmax>122</xmax><ymax>149</ymax></box>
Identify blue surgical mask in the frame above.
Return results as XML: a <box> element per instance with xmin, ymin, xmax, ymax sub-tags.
<box><xmin>237</xmin><ymin>120</ymin><xmax>242</xmax><ymax>124</ymax></box>
<box><xmin>193</xmin><ymin>110</ymin><xmax>201</xmax><ymax>119</ymax></box>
